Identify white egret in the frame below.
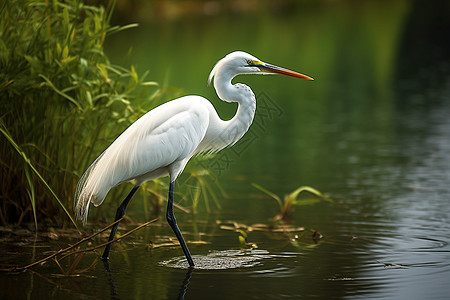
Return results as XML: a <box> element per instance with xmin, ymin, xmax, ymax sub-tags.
<box><xmin>74</xmin><ymin>51</ymin><xmax>313</xmax><ymax>267</ymax></box>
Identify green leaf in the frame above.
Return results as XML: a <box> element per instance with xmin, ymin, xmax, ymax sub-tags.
<box><xmin>39</xmin><ymin>75</ymin><xmax>82</xmax><ymax>109</ymax></box>
<box><xmin>24</xmin><ymin>55</ymin><xmax>42</xmax><ymax>73</ymax></box>
<box><xmin>238</xmin><ymin>230</ymin><xmax>247</xmax><ymax>238</ymax></box>
<box><xmin>63</xmin><ymin>7</ymin><xmax>69</xmax><ymax>26</ymax></box>
<box><xmin>131</xmin><ymin>65</ymin><xmax>138</xmax><ymax>83</ymax></box>
<box><xmin>252</xmin><ymin>183</ymin><xmax>282</xmax><ymax>203</ymax></box>
<box><xmin>141</xmin><ymin>81</ymin><xmax>158</xmax><ymax>86</ymax></box>
<box><xmin>85</xmin><ymin>90</ymin><xmax>93</xmax><ymax>107</ymax></box>
<box><xmin>292</xmin><ymin>198</ymin><xmax>321</xmax><ymax>206</ymax></box>
<box><xmin>289</xmin><ymin>186</ymin><xmax>334</xmax><ymax>203</ymax></box>
<box><xmin>62</xmin><ymin>45</ymin><xmax>69</xmax><ymax>59</ymax></box>
<box><xmin>252</xmin><ymin>182</ymin><xmax>283</xmax><ymax>210</ymax></box>
<box><xmin>24</xmin><ymin>165</ymin><xmax>37</xmax><ymax>231</ymax></box>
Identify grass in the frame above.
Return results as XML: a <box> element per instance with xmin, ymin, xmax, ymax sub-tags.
<box><xmin>181</xmin><ymin>167</ymin><xmax>225</xmax><ymax>214</ymax></box>
<box><xmin>0</xmin><ymin>0</ymin><xmax>164</xmax><ymax>228</ymax></box>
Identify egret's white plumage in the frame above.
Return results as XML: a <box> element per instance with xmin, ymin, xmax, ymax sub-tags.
<box><xmin>75</xmin><ymin>96</ymin><xmax>213</xmax><ymax>221</ymax></box>
<box><xmin>74</xmin><ymin>51</ymin><xmax>313</xmax><ymax>265</ymax></box>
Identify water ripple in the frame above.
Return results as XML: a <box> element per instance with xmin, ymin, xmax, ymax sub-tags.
<box><xmin>159</xmin><ymin>249</ymin><xmax>273</xmax><ymax>270</ymax></box>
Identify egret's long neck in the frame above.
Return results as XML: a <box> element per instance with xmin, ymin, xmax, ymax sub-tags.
<box><xmin>213</xmin><ymin>72</ymin><xmax>256</xmax><ymax>147</ymax></box>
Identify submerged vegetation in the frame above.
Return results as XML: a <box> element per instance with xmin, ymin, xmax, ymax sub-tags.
<box><xmin>0</xmin><ymin>0</ymin><xmax>166</xmax><ymax>228</ymax></box>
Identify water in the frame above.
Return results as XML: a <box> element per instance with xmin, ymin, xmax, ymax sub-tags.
<box><xmin>2</xmin><ymin>0</ymin><xmax>450</xmax><ymax>299</ymax></box>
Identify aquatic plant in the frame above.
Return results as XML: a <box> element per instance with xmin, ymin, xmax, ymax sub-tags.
<box><xmin>181</xmin><ymin>166</ymin><xmax>225</xmax><ymax>214</ymax></box>
<box><xmin>252</xmin><ymin>183</ymin><xmax>333</xmax><ymax>223</ymax></box>
<box><xmin>0</xmin><ymin>0</ymin><xmax>161</xmax><ymax>228</ymax></box>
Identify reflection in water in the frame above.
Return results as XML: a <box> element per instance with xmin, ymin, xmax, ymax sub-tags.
<box><xmin>177</xmin><ymin>267</ymin><xmax>193</xmax><ymax>300</ymax></box>
<box><xmin>102</xmin><ymin>261</ymin><xmax>119</xmax><ymax>300</ymax></box>
<box><xmin>102</xmin><ymin>259</ymin><xmax>194</xmax><ymax>300</ymax></box>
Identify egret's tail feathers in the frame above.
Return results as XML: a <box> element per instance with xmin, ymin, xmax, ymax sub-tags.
<box><xmin>74</xmin><ymin>153</ymin><xmax>109</xmax><ymax>224</ymax></box>
<box><xmin>75</xmin><ymin>131</ymin><xmax>142</xmax><ymax>223</ymax></box>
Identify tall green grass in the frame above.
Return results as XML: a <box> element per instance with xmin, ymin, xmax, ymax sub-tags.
<box><xmin>0</xmin><ymin>0</ymin><xmax>163</xmax><ymax>228</ymax></box>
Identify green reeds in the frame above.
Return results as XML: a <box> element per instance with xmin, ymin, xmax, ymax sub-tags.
<box><xmin>183</xmin><ymin>167</ymin><xmax>224</xmax><ymax>214</ymax></box>
<box><xmin>0</xmin><ymin>0</ymin><xmax>161</xmax><ymax>228</ymax></box>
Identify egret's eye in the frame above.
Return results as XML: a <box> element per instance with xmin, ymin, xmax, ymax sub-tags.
<box><xmin>247</xmin><ymin>59</ymin><xmax>254</xmax><ymax>65</ymax></box>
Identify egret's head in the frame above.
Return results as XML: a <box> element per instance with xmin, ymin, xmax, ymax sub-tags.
<box><xmin>208</xmin><ymin>51</ymin><xmax>314</xmax><ymax>85</ymax></box>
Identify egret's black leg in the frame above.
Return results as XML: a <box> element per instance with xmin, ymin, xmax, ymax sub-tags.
<box><xmin>102</xmin><ymin>185</ymin><xmax>140</xmax><ymax>260</ymax></box>
<box><xmin>166</xmin><ymin>181</ymin><xmax>195</xmax><ymax>267</ymax></box>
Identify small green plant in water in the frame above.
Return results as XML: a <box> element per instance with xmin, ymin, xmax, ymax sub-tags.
<box><xmin>252</xmin><ymin>183</ymin><xmax>333</xmax><ymax>223</ymax></box>
<box><xmin>237</xmin><ymin>229</ymin><xmax>258</xmax><ymax>249</ymax></box>
<box><xmin>181</xmin><ymin>164</ymin><xmax>225</xmax><ymax>214</ymax></box>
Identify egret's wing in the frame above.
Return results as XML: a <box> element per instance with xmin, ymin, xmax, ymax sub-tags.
<box><xmin>131</xmin><ymin>103</ymin><xmax>210</xmax><ymax>181</ymax></box>
<box><xmin>74</xmin><ymin>96</ymin><xmax>211</xmax><ymax>222</ymax></box>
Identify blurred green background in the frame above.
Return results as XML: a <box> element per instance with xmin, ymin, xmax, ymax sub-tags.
<box><xmin>1</xmin><ymin>1</ymin><xmax>450</xmax><ymax>299</ymax></box>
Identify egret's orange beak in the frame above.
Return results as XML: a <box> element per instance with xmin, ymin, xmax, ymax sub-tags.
<box><xmin>259</xmin><ymin>63</ymin><xmax>314</xmax><ymax>80</ymax></box>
